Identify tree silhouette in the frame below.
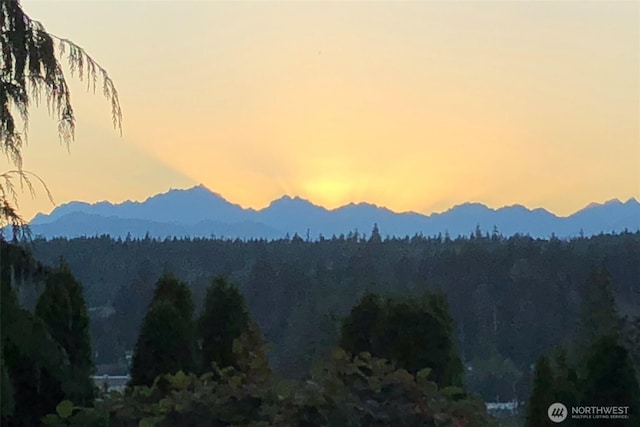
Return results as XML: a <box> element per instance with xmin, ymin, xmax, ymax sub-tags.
<box><xmin>0</xmin><ymin>0</ymin><xmax>121</xmax><ymax>236</ymax></box>
<box><xmin>35</xmin><ymin>262</ymin><xmax>94</xmax><ymax>406</ymax></box>
<box><xmin>339</xmin><ymin>292</ymin><xmax>384</xmax><ymax>356</ymax></box>
<box><xmin>129</xmin><ymin>274</ymin><xmax>197</xmax><ymax>387</ymax></box>
<box><xmin>340</xmin><ymin>291</ymin><xmax>463</xmax><ymax>388</ymax></box>
<box><xmin>581</xmin><ymin>335</ymin><xmax>640</xmax><ymax>426</ymax></box>
<box><xmin>526</xmin><ymin>355</ymin><xmax>554</xmax><ymax>427</ymax></box>
<box><xmin>0</xmin><ymin>241</ymin><xmax>74</xmax><ymax>426</ymax></box>
<box><xmin>198</xmin><ymin>276</ymin><xmax>250</xmax><ymax>373</ymax></box>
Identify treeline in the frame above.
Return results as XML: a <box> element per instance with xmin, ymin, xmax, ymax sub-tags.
<box><xmin>25</xmin><ymin>229</ymin><xmax>640</xmax><ymax>401</ymax></box>
<box><xmin>1</xmin><ymin>240</ymin><xmax>495</xmax><ymax>426</ymax></box>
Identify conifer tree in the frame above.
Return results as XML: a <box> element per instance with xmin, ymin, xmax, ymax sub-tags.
<box><xmin>381</xmin><ymin>294</ymin><xmax>463</xmax><ymax>387</ymax></box>
<box><xmin>340</xmin><ymin>291</ymin><xmax>463</xmax><ymax>388</ymax></box>
<box><xmin>581</xmin><ymin>335</ymin><xmax>640</xmax><ymax>426</ymax></box>
<box><xmin>129</xmin><ymin>274</ymin><xmax>196</xmax><ymax>387</ymax></box>
<box><xmin>339</xmin><ymin>292</ymin><xmax>384</xmax><ymax>356</ymax></box>
<box><xmin>150</xmin><ymin>272</ymin><xmax>194</xmax><ymax>318</ymax></box>
<box><xmin>368</xmin><ymin>223</ymin><xmax>382</xmax><ymax>244</ymax></box>
<box><xmin>1</xmin><ymin>241</ymin><xmax>73</xmax><ymax>426</ymax></box>
<box><xmin>35</xmin><ymin>262</ymin><xmax>94</xmax><ymax>406</ymax></box>
<box><xmin>198</xmin><ymin>277</ymin><xmax>250</xmax><ymax>373</ymax></box>
<box><xmin>526</xmin><ymin>355</ymin><xmax>555</xmax><ymax>427</ymax></box>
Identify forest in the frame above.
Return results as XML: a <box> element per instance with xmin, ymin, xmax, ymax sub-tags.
<box><xmin>2</xmin><ymin>228</ymin><xmax>639</xmax><ymax>425</ymax></box>
<box><xmin>2</xmin><ymin>0</ymin><xmax>639</xmax><ymax>425</ymax></box>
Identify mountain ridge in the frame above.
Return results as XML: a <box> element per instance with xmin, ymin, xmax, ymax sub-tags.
<box><xmin>25</xmin><ymin>185</ymin><xmax>640</xmax><ymax>240</ymax></box>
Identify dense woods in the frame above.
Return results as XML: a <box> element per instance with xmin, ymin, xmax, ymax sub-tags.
<box><xmin>3</xmin><ymin>225</ymin><xmax>640</xmax><ymax>426</ymax></box>
<box><xmin>25</xmin><ymin>231</ymin><xmax>640</xmax><ymax>378</ymax></box>
<box><xmin>3</xmin><ymin>237</ymin><xmax>498</xmax><ymax>426</ymax></box>
<box><xmin>10</xmin><ymin>230</ymin><xmax>639</xmax><ymax>405</ymax></box>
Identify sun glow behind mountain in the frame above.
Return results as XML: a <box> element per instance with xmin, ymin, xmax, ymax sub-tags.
<box><xmin>16</xmin><ymin>0</ymin><xmax>640</xmax><ymax>221</ymax></box>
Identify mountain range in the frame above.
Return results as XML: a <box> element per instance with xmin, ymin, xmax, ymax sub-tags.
<box><xmin>25</xmin><ymin>185</ymin><xmax>640</xmax><ymax>240</ymax></box>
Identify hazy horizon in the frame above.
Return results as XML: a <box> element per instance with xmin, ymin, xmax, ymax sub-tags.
<box><xmin>15</xmin><ymin>0</ymin><xmax>640</xmax><ymax>221</ymax></box>
<box><xmin>29</xmin><ymin>183</ymin><xmax>640</xmax><ymax>222</ymax></box>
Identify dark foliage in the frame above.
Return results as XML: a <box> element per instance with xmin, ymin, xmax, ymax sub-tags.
<box><xmin>129</xmin><ymin>275</ymin><xmax>197</xmax><ymax>387</ymax></box>
<box><xmin>341</xmin><ymin>291</ymin><xmax>463</xmax><ymax>388</ymax></box>
<box><xmin>36</xmin><ymin>263</ymin><xmax>95</xmax><ymax>405</ymax></box>
<box><xmin>198</xmin><ymin>276</ymin><xmax>250</xmax><ymax>372</ymax></box>
<box><xmin>29</xmin><ymin>231</ymin><xmax>640</xmax><ymax>401</ymax></box>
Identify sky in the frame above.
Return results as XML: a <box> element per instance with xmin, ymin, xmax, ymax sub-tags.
<box><xmin>12</xmin><ymin>0</ymin><xmax>640</xmax><ymax>221</ymax></box>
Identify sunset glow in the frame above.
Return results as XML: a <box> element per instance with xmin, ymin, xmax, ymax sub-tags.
<box><xmin>14</xmin><ymin>0</ymin><xmax>640</xmax><ymax>220</ymax></box>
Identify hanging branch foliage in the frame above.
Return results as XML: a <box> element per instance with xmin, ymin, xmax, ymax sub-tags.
<box><xmin>0</xmin><ymin>0</ymin><xmax>122</xmax><ymax>236</ymax></box>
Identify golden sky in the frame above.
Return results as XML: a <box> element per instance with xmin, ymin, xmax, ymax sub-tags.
<box><xmin>13</xmin><ymin>0</ymin><xmax>640</xmax><ymax>221</ymax></box>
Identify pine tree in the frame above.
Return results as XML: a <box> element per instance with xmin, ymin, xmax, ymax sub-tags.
<box><xmin>35</xmin><ymin>262</ymin><xmax>95</xmax><ymax>406</ymax></box>
<box><xmin>369</xmin><ymin>223</ymin><xmax>382</xmax><ymax>244</ymax></box>
<box><xmin>1</xmin><ymin>241</ymin><xmax>73</xmax><ymax>427</ymax></box>
<box><xmin>526</xmin><ymin>355</ymin><xmax>555</xmax><ymax>427</ymax></box>
<box><xmin>149</xmin><ymin>273</ymin><xmax>194</xmax><ymax>318</ymax></box>
<box><xmin>129</xmin><ymin>274</ymin><xmax>196</xmax><ymax>387</ymax></box>
<box><xmin>197</xmin><ymin>277</ymin><xmax>250</xmax><ymax>373</ymax></box>
<box><xmin>581</xmin><ymin>335</ymin><xmax>640</xmax><ymax>426</ymax></box>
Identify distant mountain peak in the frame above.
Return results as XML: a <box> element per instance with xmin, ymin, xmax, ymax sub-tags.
<box><xmin>142</xmin><ymin>184</ymin><xmax>230</xmax><ymax>204</ymax></box>
<box><xmin>444</xmin><ymin>202</ymin><xmax>491</xmax><ymax>213</ymax></box>
<box><xmin>582</xmin><ymin>198</ymin><xmax>624</xmax><ymax>210</ymax></box>
<box><xmin>502</xmin><ymin>204</ymin><xmax>528</xmax><ymax>210</ymax></box>
<box><xmin>265</xmin><ymin>195</ymin><xmax>322</xmax><ymax>212</ymax></box>
<box><xmin>23</xmin><ymin>186</ymin><xmax>640</xmax><ymax>240</ymax></box>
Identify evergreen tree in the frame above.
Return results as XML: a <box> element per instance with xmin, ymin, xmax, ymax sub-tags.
<box><xmin>129</xmin><ymin>301</ymin><xmax>197</xmax><ymax>387</ymax></box>
<box><xmin>35</xmin><ymin>262</ymin><xmax>94</xmax><ymax>406</ymax></box>
<box><xmin>129</xmin><ymin>274</ymin><xmax>196</xmax><ymax>387</ymax></box>
<box><xmin>340</xmin><ymin>291</ymin><xmax>463</xmax><ymax>388</ymax></box>
<box><xmin>581</xmin><ymin>335</ymin><xmax>640</xmax><ymax>426</ymax></box>
<box><xmin>526</xmin><ymin>355</ymin><xmax>555</xmax><ymax>427</ymax></box>
<box><xmin>368</xmin><ymin>223</ymin><xmax>382</xmax><ymax>244</ymax></box>
<box><xmin>197</xmin><ymin>277</ymin><xmax>250</xmax><ymax>372</ymax></box>
<box><xmin>382</xmin><ymin>293</ymin><xmax>463</xmax><ymax>387</ymax></box>
<box><xmin>1</xmin><ymin>241</ymin><xmax>73</xmax><ymax>427</ymax></box>
<box><xmin>339</xmin><ymin>292</ymin><xmax>384</xmax><ymax>356</ymax></box>
<box><xmin>149</xmin><ymin>272</ymin><xmax>194</xmax><ymax>318</ymax></box>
